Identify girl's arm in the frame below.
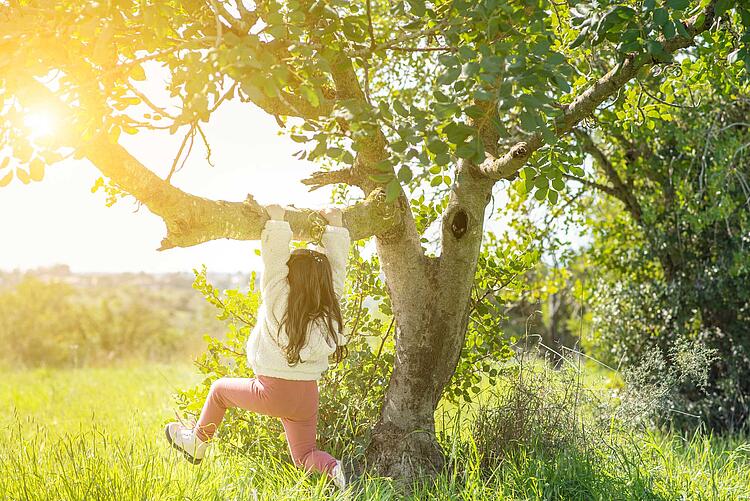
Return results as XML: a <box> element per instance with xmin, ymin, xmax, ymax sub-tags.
<box><xmin>260</xmin><ymin>205</ymin><xmax>292</xmax><ymax>323</ymax></box>
<box><xmin>315</xmin><ymin>208</ymin><xmax>351</xmax><ymax>299</ymax></box>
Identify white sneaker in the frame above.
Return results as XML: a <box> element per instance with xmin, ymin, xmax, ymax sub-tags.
<box><xmin>331</xmin><ymin>459</ymin><xmax>347</xmax><ymax>489</ymax></box>
<box><xmin>164</xmin><ymin>422</ymin><xmax>208</xmax><ymax>464</ymax></box>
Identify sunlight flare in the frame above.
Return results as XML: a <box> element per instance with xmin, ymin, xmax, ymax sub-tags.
<box><xmin>23</xmin><ymin>110</ymin><xmax>57</xmax><ymax>140</ymax></box>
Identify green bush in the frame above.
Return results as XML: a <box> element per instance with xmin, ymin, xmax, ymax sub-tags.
<box><xmin>469</xmin><ymin>356</ymin><xmax>608</xmax><ymax>472</ymax></box>
<box><xmin>588</xmin><ymin>97</ymin><xmax>750</xmax><ymax>433</ymax></box>
<box><xmin>0</xmin><ymin>275</ymin><xmax>199</xmax><ymax>368</ymax></box>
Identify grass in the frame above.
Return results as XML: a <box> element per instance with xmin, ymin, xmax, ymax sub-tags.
<box><xmin>1</xmin><ymin>363</ymin><xmax>748</xmax><ymax>500</ymax></box>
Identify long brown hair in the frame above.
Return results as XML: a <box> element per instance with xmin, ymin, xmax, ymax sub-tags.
<box><xmin>278</xmin><ymin>248</ymin><xmax>347</xmax><ymax>366</ymax></box>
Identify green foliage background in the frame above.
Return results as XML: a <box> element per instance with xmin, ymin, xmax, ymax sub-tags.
<box><xmin>0</xmin><ymin>273</ymin><xmax>215</xmax><ymax>368</ymax></box>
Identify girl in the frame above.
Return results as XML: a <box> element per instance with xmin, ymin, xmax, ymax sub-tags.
<box><xmin>164</xmin><ymin>204</ymin><xmax>352</xmax><ymax>489</ymax></box>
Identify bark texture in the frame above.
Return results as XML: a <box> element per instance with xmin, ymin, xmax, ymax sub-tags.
<box><xmin>364</xmin><ymin>161</ymin><xmax>495</xmax><ymax>479</ymax></box>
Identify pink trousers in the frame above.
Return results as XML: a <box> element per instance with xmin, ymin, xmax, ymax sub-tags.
<box><xmin>194</xmin><ymin>375</ymin><xmax>338</xmax><ymax>477</ymax></box>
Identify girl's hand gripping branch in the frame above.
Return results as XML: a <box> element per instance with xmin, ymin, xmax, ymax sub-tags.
<box><xmin>265</xmin><ymin>204</ymin><xmax>287</xmax><ymax>221</ymax></box>
<box><xmin>319</xmin><ymin>207</ymin><xmax>343</xmax><ymax>227</ymax></box>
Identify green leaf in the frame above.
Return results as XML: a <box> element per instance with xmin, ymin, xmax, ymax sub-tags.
<box><xmin>374</xmin><ymin>159</ymin><xmax>393</xmax><ymax>172</ymax></box>
<box><xmin>464</xmin><ymin>105</ymin><xmax>484</xmax><ymax>120</ymax></box>
<box><xmin>437</xmin><ymin>67</ymin><xmax>461</xmax><ymax>86</ymax></box>
<box><xmin>547</xmin><ymin>51</ymin><xmax>566</xmax><ymax>66</ymax></box>
<box><xmin>569</xmin><ymin>165</ymin><xmax>585</xmax><ymax>177</ymax></box>
<box><xmin>552</xmin><ymin>73</ymin><xmax>572</xmax><ymax>93</ymax></box>
<box><xmin>646</xmin><ymin>40</ymin><xmax>672</xmax><ymax>62</ymax></box>
<box><xmin>397</xmin><ymin>165</ymin><xmax>412</xmax><ymax>183</ymax></box>
<box><xmin>300</xmin><ymin>85</ymin><xmax>320</xmax><ymax>107</ymax></box>
<box><xmin>456</xmin><ymin>142</ymin><xmax>474</xmax><ymax>158</ymax></box>
<box><xmin>385</xmin><ymin>179</ymin><xmax>401</xmax><ymax>202</ymax></box>
<box><xmin>443</xmin><ymin>122</ymin><xmax>474</xmax><ymax>144</ymax></box>
<box><xmin>433</xmin><ymin>90</ymin><xmax>451</xmax><ymax>102</ymax></box>
<box><xmin>391</xmin><ymin>140</ymin><xmax>408</xmax><ymax>153</ymax></box>
<box><xmin>523</xmin><ymin>167</ymin><xmax>536</xmax><ymax>192</ymax></box>
<box><xmin>455</xmin><ymin>141</ymin><xmax>475</xmax><ymax>159</ymax></box>
<box><xmin>29</xmin><ymin>158</ymin><xmax>44</xmax><ymax>182</ymax></box>
<box><xmin>534</xmin><ymin>176</ymin><xmax>548</xmax><ymax>189</ymax></box>
<box><xmin>675</xmin><ymin>19</ymin><xmax>691</xmax><ymax>38</ymax></box>
<box><xmin>666</xmin><ymin>0</ymin><xmax>689</xmax><ymax>9</ymax></box>
<box><xmin>714</xmin><ymin>0</ymin><xmax>732</xmax><ymax>18</ymax></box>
<box><xmin>547</xmin><ymin>189</ymin><xmax>559</xmax><ymax>205</ymax></box>
<box><xmin>569</xmin><ymin>26</ymin><xmax>589</xmax><ymax>49</ymax></box>
<box><xmin>519</xmin><ymin>110</ymin><xmax>540</xmax><ymax>132</ymax></box>
<box><xmin>129</xmin><ymin>64</ymin><xmax>146</xmax><ymax>81</ymax></box>
<box><xmin>662</xmin><ymin>20</ymin><xmax>676</xmax><ymax>39</ymax></box>
<box><xmin>427</xmin><ymin>138</ymin><xmax>449</xmax><ymax>155</ymax></box>
<box><xmin>0</xmin><ymin>170</ymin><xmax>12</xmax><ymax>187</ymax></box>
<box><xmin>407</xmin><ymin>0</ymin><xmax>426</xmax><ymax>17</ymax></box>
<box><xmin>435</xmin><ymin>153</ymin><xmax>450</xmax><ymax>166</ymax></box>
<box><xmin>393</xmin><ymin>99</ymin><xmax>409</xmax><ymax>117</ymax></box>
<box><xmin>461</xmin><ymin>62</ymin><xmax>480</xmax><ymax>78</ymax></box>
<box><xmin>16</xmin><ymin>168</ymin><xmax>30</xmax><ymax>184</ymax></box>
<box><xmin>653</xmin><ymin>8</ymin><xmax>669</xmax><ymax>27</ymax></box>
<box><xmin>728</xmin><ymin>48</ymin><xmax>742</xmax><ymax>64</ymax></box>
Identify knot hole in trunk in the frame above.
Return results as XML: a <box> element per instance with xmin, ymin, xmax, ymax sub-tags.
<box><xmin>451</xmin><ymin>209</ymin><xmax>468</xmax><ymax>240</ymax></box>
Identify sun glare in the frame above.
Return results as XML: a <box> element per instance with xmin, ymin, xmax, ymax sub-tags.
<box><xmin>23</xmin><ymin>111</ymin><xmax>57</xmax><ymax>140</ymax></box>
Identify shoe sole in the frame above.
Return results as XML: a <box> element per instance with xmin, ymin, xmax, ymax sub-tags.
<box><xmin>164</xmin><ymin>424</ymin><xmax>203</xmax><ymax>465</ymax></box>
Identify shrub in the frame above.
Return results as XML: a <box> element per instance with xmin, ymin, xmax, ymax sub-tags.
<box><xmin>585</xmin><ymin>98</ymin><xmax>750</xmax><ymax>434</ymax></box>
<box><xmin>0</xmin><ymin>275</ymin><xmax>200</xmax><ymax>368</ymax></box>
<box><xmin>468</xmin><ymin>354</ymin><xmax>609</xmax><ymax>471</ymax></box>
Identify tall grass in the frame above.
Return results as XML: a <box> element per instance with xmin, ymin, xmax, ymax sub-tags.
<box><xmin>1</xmin><ymin>363</ymin><xmax>748</xmax><ymax>500</ymax></box>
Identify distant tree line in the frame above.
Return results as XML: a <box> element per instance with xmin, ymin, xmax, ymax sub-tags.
<box><xmin>0</xmin><ymin>273</ymin><xmax>221</xmax><ymax>368</ymax></box>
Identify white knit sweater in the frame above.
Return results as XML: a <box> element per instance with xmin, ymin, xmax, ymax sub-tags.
<box><xmin>246</xmin><ymin>219</ymin><xmax>351</xmax><ymax>381</ymax></box>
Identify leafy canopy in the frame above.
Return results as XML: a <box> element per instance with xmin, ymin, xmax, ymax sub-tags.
<box><xmin>1</xmin><ymin>0</ymin><xmax>747</xmax><ymax>218</ymax></box>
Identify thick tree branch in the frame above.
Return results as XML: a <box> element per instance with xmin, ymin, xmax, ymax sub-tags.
<box><xmin>574</xmin><ymin>129</ymin><xmax>644</xmax><ymax>222</ymax></box>
<box><xmin>19</xmin><ymin>77</ymin><xmax>401</xmax><ymax>248</ymax></box>
<box><xmin>440</xmin><ymin>99</ymin><xmax>498</xmax><ymax>261</ymax></box>
<box><xmin>305</xmin><ymin>17</ymin><xmax>436</xmax><ymax>357</ymax></box>
<box><xmin>301</xmin><ymin>168</ymin><xmax>357</xmax><ymax>191</ymax></box>
<box><xmin>240</xmin><ymin>87</ymin><xmax>335</xmax><ymax>119</ymax></box>
<box><xmin>478</xmin><ymin>2</ymin><xmax>717</xmax><ymax>180</ymax></box>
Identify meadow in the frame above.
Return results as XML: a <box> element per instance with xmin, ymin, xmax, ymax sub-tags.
<box><xmin>1</xmin><ymin>363</ymin><xmax>748</xmax><ymax>500</ymax></box>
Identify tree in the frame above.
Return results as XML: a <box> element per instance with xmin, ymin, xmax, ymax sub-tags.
<box><xmin>2</xmin><ymin>0</ymin><xmax>747</xmax><ymax>481</ymax></box>
<box><xmin>567</xmin><ymin>86</ymin><xmax>750</xmax><ymax>432</ymax></box>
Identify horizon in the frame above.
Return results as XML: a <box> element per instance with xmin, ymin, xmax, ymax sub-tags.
<box><xmin>0</xmin><ymin>264</ymin><xmax>252</xmax><ymax>276</ymax></box>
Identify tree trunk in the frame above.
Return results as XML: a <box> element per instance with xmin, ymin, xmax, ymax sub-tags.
<box><xmin>364</xmin><ymin>165</ymin><xmax>495</xmax><ymax>481</ymax></box>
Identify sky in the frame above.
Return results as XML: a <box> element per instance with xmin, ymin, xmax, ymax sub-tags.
<box><xmin>1</xmin><ymin>87</ymin><xmax>335</xmax><ymax>274</ymax></box>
